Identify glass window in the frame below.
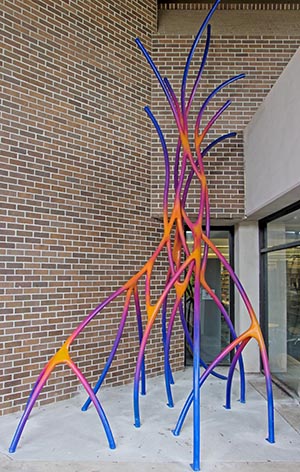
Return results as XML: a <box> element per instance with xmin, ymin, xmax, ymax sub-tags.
<box><xmin>267</xmin><ymin>247</ymin><xmax>300</xmax><ymax>393</ymax></box>
<box><xmin>267</xmin><ymin>208</ymin><xmax>300</xmax><ymax>248</ymax></box>
<box><xmin>261</xmin><ymin>204</ymin><xmax>300</xmax><ymax>395</ymax></box>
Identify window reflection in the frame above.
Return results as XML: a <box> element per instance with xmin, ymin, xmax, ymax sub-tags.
<box><xmin>265</xmin><ymin>208</ymin><xmax>300</xmax><ymax>395</ymax></box>
<box><xmin>185</xmin><ymin>230</ymin><xmax>232</xmax><ymax>366</ymax></box>
<box><xmin>267</xmin><ymin>208</ymin><xmax>300</xmax><ymax>248</ymax></box>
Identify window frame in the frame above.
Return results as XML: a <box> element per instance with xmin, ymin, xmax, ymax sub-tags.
<box><xmin>259</xmin><ymin>201</ymin><xmax>300</xmax><ymax>358</ymax></box>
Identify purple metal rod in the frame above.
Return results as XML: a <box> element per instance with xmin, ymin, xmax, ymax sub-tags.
<box><xmin>174</xmin><ymin>22</ymin><xmax>211</xmax><ymax>193</ymax></box>
<box><xmin>179</xmin><ymin>298</ymin><xmax>227</xmax><ymax>381</ymax></box>
<box><xmin>192</xmin><ymin>251</ymin><xmax>202</xmax><ymax>471</ymax></box>
<box><xmin>181</xmin><ymin>0</ymin><xmax>221</xmax><ymax>120</ymax></box>
<box><xmin>81</xmin><ymin>289</ymin><xmax>133</xmax><ymax>411</ymax></box>
<box><xmin>135</xmin><ymin>38</ymin><xmax>182</xmax><ymax>132</ymax></box>
<box><xmin>144</xmin><ymin>105</ymin><xmax>170</xmax><ymax>223</ymax></box>
<box><xmin>164</xmin><ymin>263</ymin><xmax>195</xmax><ymax>408</ymax></box>
<box><xmin>68</xmin><ymin>360</ymin><xmax>116</xmax><ymax>449</ymax></box>
<box><xmin>9</xmin><ymin>368</ymin><xmax>52</xmax><ymax>453</ymax></box>
<box><xmin>10</xmin><ymin>349</ymin><xmax>116</xmax><ymax>453</ymax></box>
<box><xmin>225</xmin><ymin>339</ymin><xmax>250</xmax><ymax>409</ymax></box>
<box><xmin>173</xmin><ymin>138</ymin><xmax>182</xmax><ymax>192</ymax></box>
<box><xmin>161</xmin><ymin>271</ymin><xmax>176</xmax><ymax>385</ymax></box>
<box><xmin>133</xmin><ymin>253</ymin><xmax>195</xmax><ymax>427</ymax></box>
<box><xmin>201</xmin><ymin>278</ymin><xmax>246</xmax><ymax>403</ymax></box>
<box><xmin>10</xmin><ymin>2</ymin><xmax>275</xmax><ymax>468</ymax></box>
<box><xmin>173</xmin><ymin>333</ymin><xmax>250</xmax><ymax>437</ymax></box>
<box><xmin>173</xmin><ymin>232</ymin><xmax>274</xmax><ymax>443</ymax></box>
<box><xmin>195</xmin><ymin>74</ymin><xmax>245</xmax><ymax>136</ymax></box>
<box><xmin>186</xmin><ymin>25</ymin><xmax>211</xmax><ymax>114</ymax></box>
<box><xmin>202</xmin><ymin>224</ymin><xmax>272</xmax><ymax>425</ymax></box>
<box><xmin>164</xmin><ymin>299</ymin><xmax>181</xmax><ymax>408</ymax></box>
<box><xmin>134</xmin><ymin>286</ymin><xmax>146</xmax><ymax>395</ymax></box>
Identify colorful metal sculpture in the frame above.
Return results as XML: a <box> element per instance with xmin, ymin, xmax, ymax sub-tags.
<box><xmin>9</xmin><ymin>0</ymin><xmax>274</xmax><ymax>470</ymax></box>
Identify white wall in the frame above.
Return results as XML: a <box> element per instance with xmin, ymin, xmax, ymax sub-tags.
<box><xmin>234</xmin><ymin>221</ymin><xmax>260</xmax><ymax>372</ymax></box>
<box><xmin>244</xmin><ymin>47</ymin><xmax>300</xmax><ymax>219</ymax></box>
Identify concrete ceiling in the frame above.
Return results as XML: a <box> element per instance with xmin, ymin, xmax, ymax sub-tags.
<box><xmin>158</xmin><ymin>1</ymin><xmax>300</xmax><ymax>4</ymax></box>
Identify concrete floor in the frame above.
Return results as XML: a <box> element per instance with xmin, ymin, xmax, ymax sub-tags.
<box><xmin>1</xmin><ymin>367</ymin><xmax>300</xmax><ymax>472</ymax></box>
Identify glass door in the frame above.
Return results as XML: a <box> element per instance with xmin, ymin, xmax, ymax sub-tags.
<box><xmin>260</xmin><ymin>204</ymin><xmax>300</xmax><ymax>395</ymax></box>
<box><xmin>185</xmin><ymin>229</ymin><xmax>233</xmax><ymax>366</ymax></box>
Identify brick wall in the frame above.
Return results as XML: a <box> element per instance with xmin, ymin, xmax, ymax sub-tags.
<box><xmin>0</xmin><ymin>0</ymin><xmax>177</xmax><ymax>415</ymax></box>
<box><xmin>152</xmin><ymin>3</ymin><xmax>300</xmax><ymax>220</ymax></box>
<box><xmin>2</xmin><ymin>0</ymin><xmax>300</xmax><ymax>418</ymax></box>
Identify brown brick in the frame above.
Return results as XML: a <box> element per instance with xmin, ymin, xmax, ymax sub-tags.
<box><xmin>2</xmin><ymin>0</ymin><xmax>298</xmax><ymax>418</ymax></box>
